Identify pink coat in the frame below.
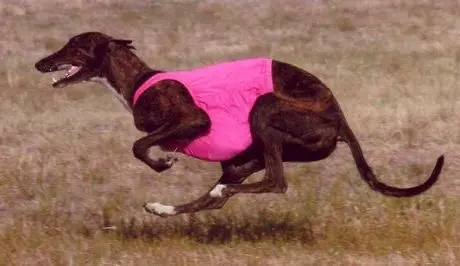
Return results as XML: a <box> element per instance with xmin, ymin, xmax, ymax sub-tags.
<box><xmin>133</xmin><ymin>58</ymin><xmax>274</xmax><ymax>162</ymax></box>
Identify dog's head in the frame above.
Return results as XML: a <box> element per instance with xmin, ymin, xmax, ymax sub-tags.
<box><xmin>35</xmin><ymin>32</ymin><xmax>134</xmax><ymax>88</ymax></box>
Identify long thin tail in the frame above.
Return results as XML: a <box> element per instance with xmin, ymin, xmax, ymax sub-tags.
<box><xmin>339</xmin><ymin>121</ymin><xmax>444</xmax><ymax>197</ymax></box>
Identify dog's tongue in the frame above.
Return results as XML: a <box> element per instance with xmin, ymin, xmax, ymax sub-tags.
<box><xmin>51</xmin><ymin>65</ymin><xmax>82</xmax><ymax>87</ymax></box>
<box><xmin>67</xmin><ymin>66</ymin><xmax>81</xmax><ymax>77</ymax></box>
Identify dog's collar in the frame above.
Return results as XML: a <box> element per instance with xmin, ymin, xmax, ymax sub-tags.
<box><xmin>132</xmin><ymin>70</ymin><xmax>162</xmax><ymax>105</ymax></box>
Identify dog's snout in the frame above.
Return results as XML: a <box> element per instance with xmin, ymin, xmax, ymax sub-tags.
<box><xmin>35</xmin><ymin>60</ymin><xmax>46</xmax><ymax>72</ymax></box>
<box><xmin>35</xmin><ymin>59</ymin><xmax>53</xmax><ymax>72</ymax></box>
<box><xmin>35</xmin><ymin>61</ymin><xmax>44</xmax><ymax>71</ymax></box>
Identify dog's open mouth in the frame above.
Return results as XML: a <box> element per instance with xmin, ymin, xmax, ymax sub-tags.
<box><xmin>51</xmin><ymin>64</ymin><xmax>83</xmax><ymax>88</ymax></box>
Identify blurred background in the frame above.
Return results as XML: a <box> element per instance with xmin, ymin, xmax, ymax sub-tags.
<box><xmin>1</xmin><ymin>0</ymin><xmax>460</xmax><ymax>264</ymax></box>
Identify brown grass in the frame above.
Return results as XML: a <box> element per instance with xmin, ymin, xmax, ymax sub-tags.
<box><xmin>1</xmin><ymin>0</ymin><xmax>460</xmax><ymax>265</ymax></box>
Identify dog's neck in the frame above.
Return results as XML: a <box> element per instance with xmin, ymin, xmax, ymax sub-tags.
<box><xmin>90</xmin><ymin>48</ymin><xmax>160</xmax><ymax>112</ymax></box>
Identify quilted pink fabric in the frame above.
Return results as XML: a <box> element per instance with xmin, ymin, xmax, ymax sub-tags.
<box><xmin>133</xmin><ymin>58</ymin><xmax>273</xmax><ymax>161</ymax></box>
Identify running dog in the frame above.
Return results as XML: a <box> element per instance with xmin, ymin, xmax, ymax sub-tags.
<box><xmin>35</xmin><ymin>32</ymin><xmax>444</xmax><ymax>217</ymax></box>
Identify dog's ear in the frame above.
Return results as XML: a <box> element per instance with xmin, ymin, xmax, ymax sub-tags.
<box><xmin>93</xmin><ymin>38</ymin><xmax>136</xmax><ymax>65</ymax></box>
<box><xmin>111</xmin><ymin>39</ymin><xmax>136</xmax><ymax>50</ymax></box>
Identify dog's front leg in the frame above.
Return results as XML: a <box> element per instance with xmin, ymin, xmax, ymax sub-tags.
<box><xmin>132</xmin><ymin>114</ymin><xmax>209</xmax><ymax>172</ymax></box>
<box><xmin>132</xmin><ymin>134</ymin><xmax>176</xmax><ymax>172</ymax></box>
<box><xmin>144</xmin><ymin>156</ymin><xmax>265</xmax><ymax>217</ymax></box>
<box><xmin>132</xmin><ymin>124</ymin><xmax>180</xmax><ymax>172</ymax></box>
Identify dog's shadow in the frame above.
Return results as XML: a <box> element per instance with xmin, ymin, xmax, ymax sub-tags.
<box><xmin>101</xmin><ymin>210</ymin><xmax>315</xmax><ymax>244</ymax></box>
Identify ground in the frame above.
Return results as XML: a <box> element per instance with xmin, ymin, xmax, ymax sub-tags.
<box><xmin>1</xmin><ymin>0</ymin><xmax>460</xmax><ymax>265</ymax></box>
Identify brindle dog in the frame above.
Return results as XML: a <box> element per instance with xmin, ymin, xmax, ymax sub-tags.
<box><xmin>35</xmin><ymin>32</ymin><xmax>444</xmax><ymax>217</ymax></box>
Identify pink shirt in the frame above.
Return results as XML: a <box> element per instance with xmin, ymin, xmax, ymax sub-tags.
<box><xmin>133</xmin><ymin>58</ymin><xmax>273</xmax><ymax>162</ymax></box>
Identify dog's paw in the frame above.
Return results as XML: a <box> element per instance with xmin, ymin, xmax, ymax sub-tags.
<box><xmin>164</xmin><ymin>155</ymin><xmax>179</xmax><ymax>166</ymax></box>
<box><xmin>143</xmin><ymin>202</ymin><xmax>176</xmax><ymax>217</ymax></box>
<box><xmin>153</xmin><ymin>156</ymin><xmax>178</xmax><ymax>172</ymax></box>
<box><xmin>158</xmin><ymin>155</ymin><xmax>178</xmax><ymax>167</ymax></box>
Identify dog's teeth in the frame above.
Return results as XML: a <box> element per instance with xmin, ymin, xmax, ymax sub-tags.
<box><xmin>52</xmin><ymin>76</ymin><xmax>57</xmax><ymax>83</ymax></box>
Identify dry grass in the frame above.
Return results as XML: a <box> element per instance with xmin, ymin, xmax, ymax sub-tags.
<box><xmin>1</xmin><ymin>0</ymin><xmax>460</xmax><ymax>265</ymax></box>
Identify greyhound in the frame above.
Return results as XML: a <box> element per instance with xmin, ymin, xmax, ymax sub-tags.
<box><xmin>35</xmin><ymin>32</ymin><xmax>444</xmax><ymax>217</ymax></box>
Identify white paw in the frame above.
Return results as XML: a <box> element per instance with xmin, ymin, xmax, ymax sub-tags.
<box><xmin>144</xmin><ymin>202</ymin><xmax>176</xmax><ymax>217</ymax></box>
<box><xmin>209</xmin><ymin>184</ymin><xmax>227</xmax><ymax>198</ymax></box>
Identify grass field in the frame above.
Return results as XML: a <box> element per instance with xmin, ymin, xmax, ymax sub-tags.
<box><xmin>1</xmin><ymin>0</ymin><xmax>460</xmax><ymax>265</ymax></box>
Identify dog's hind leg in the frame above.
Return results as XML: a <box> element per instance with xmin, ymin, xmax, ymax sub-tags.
<box><xmin>209</xmin><ymin>93</ymin><xmax>339</xmax><ymax>197</ymax></box>
<box><xmin>144</xmin><ymin>149</ymin><xmax>264</xmax><ymax>217</ymax></box>
<box><xmin>209</xmin><ymin>142</ymin><xmax>285</xmax><ymax>197</ymax></box>
<box><xmin>208</xmin><ymin>98</ymin><xmax>287</xmax><ymax>197</ymax></box>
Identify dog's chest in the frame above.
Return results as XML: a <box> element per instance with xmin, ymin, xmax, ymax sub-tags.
<box><xmin>136</xmin><ymin>58</ymin><xmax>274</xmax><ymax>161</ymax></box>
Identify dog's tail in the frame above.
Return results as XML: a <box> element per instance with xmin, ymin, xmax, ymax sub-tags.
<box><xmin>338</xmin><ymin>118</ymin><xmax>444</xmax><ymax>197</ymax></box>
